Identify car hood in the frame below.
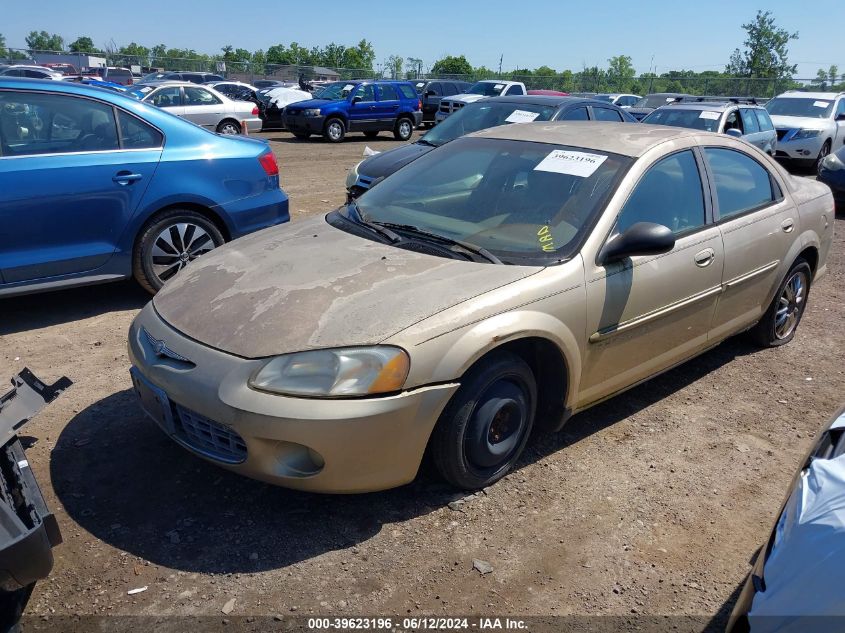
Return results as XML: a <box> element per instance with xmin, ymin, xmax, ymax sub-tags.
<box><xmin>153</xmin><ymin>215</ymin><xmax>540</xmax><ymax>358</ymax></box>
<box><xmin>283</xmin><ymin>98</ymin><xmax>335</xmax><ymax>111</ymax></box>
<box><xmin>448</xmin><ymin>93</ymin><xmax>487</xmax><ymax>104</ymax></box>
<box><xmin>769</xmin><ymin>115</ymin><xmax>833</xmax><ymax>130</ymax></box>
<box><xmin>357</xmin><ymin>142</ymin><xmax>434</xmax><ymax>179</ymax></box>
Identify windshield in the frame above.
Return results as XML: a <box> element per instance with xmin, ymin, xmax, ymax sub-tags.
<box><xmin>313</xmin><ymin>82</ymin><xmax>356</xmax><ymax>100</ymax></box>
<box><xmin>593</xmin><ymin>95</ymin><xmax>614</xmax><ymax>103</ymax></box>
<box><xmin>642</xmin><ymin>107</ymin><xmax>722</xmax><ymax>132</ymax></box>
<box><xmin>766</xmin><ymin>97</ymin><xmax>834</xmax><ymax>119</ymax></box>
<box><xmin>634</xmin><ymin>95</ymin><xmax>681</xmax><ymax>109</ymax></box>
<box><xmin>126</xmin><ymin>85</ymin><xmax>154</xmax><ymax>99</ymax></box>
<box><xmin>422</xmin><ymin>101</ymin><xmax>559</xmax><ymax>147</ymax></box>
<box><xmin>415</xmin><ymin>81</ymin><xmax>427</xmax><ymax>94</ymax></box>
<box><xmin>356</xmin><ymin>137</ymin><xmax>631</xmax><ymax>263</ymax></box>
<box><xmin>140</xmin><ymin>72</ymin><xmax>170</xmax><ymax>82</ymax></box>
<box><xmin>468</xmin><ymin>82</ymin><xmax>507</xmax><ymax>96</ymax></box>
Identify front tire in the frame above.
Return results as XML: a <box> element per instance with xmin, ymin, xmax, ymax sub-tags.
<box><xmin>815</xmin><ymin>140</ymin><xmax>832</xmax><ymax>172</ymax></box>
<box><xmin>749</xmin><ymin>259</ymin><xmax>812</xmax><ymax>347</ymax></box>
<box><xmin>133</xmin><ymin>209</ymin><xmax>225</xmax><ymax>294</ymax></box>
<box><xmin>430</xmin><ymin>351</ymin><xmax>536</xmax><ymax>489</ymax></box>
<box><xmin>216</xmin><ymin>119</ymin><xmax>242</xmax><ymax>135</ymax></box>
<box><xmin>393</xmin><ymin>117</ymin><xmax>414</xmax><ymax>141</ymax></box>
<box><xmin>323</xmin><ymin>118</ymin><xmax>346</xmax><ymax>143</ymax></box>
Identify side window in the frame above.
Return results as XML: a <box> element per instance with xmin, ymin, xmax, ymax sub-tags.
<box><xmin>755</xmin><ymin>109</ymin><xmax>774</xmax><ymax>131</ymax></box>
<box><xmin>148</xmin><ymin>87</ymin><xmax>182</xmax><ymax>107</ymax></box>
<box><xmin>184</xmin><ymin>87</ymin><xmax>222</xmax><ymax>106</ymax></box>
<box><xmin>118</xmin><ymin>111</ymin><xmax>163</xmax><ymax>149</ymax></box>
<box><xmin>378</xmin><ymin>84</ymin><xmax>399</xmax><ymax>101</ymax></box>
<box><xmin>183</xmin><ymin>74</ymin><xmax>203</xmax><ymax>84</ymax></box>
<box><xmin>428</xmin><ymin>83</ymin><xmax>444</xmax><ymax>96</ymax></box>
<box><xmin>621</xmin><ymin>96</ymin><xmax>638</xmax><ymax>107</ymax></box>
<box><xmin>398</xmin><ymin>84</ymin><xmax>417</xmax><ymax>100</ymax></box>
<box><xmin>836</xmin><ymin>99</ymin><xmax>845</xmax><ymax>118</ymax></box>
<box><xmin>740</xmin><ymin>108</ymin><xmax>760</xmax><ymax>133</ymax></box>
<box><xmin>504</xmin><ymin>85</ymin><xmax>524</xmax><ymax>96</ymax></box>
<box><xmin>593</xmin><ymin>107</ymin><xmax>623</xmax><ymax>122</ymax></box>
<box><xmin>442</xmin><ymin>83</ymin><xmax>456</xmax><ymax>96</ymax></box>
<box><xmin>0</xmin><ymin>91</ymin><xmax>118</xmax><ymax>156</ymax></box>
<box><xmin>616</xmin><ymin>150</ymin><xmax>705</xmax><ymax>236</ymax></box>
<box><xmin>704</xmin><ymin>148</ymin><xmax>776</xmax><ymax>220</ymax></box>
<box><xmin>353</xmin><ymin>84</ymin><xmax>376</xmax><ymax>102</ymax></box>
<box><xmin>560</xmin><ymin>107</ymin><xmax>589</xmax><ymax>121</ymax></box>
<box><xmin>723</xmin><ymin>110</ymin><xmax>744</xmax><ymax>134</ymax></box>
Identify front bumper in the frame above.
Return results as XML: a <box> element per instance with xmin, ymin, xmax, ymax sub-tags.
<box><xmin>128</xmin><ymin>304</ymin><xmax>458</xmax><ymax>493</ymax></box>
<box><xmin>773</xmin><ymin>131</ymin><xmax>826</xmax><ymax>161</ymax></box>
<box><xmin>434</xmin><ymin>111</ymin><xmax>448</xmax><ymax>124</ymax></box>
<box><xmin>283</xmin><ymin>113</ymin><xmax>326</xmax><ymax>134</ymax></box>
<box><xmin>817</xmin><ymin>168</ymin><xmax>845</xmax><ymax>202</ymax></box>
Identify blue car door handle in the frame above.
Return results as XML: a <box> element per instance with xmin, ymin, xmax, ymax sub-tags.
<box><xmin>113</xmin><ymin>171</ymin><xmax>143</xmax><ymax>185</ymax></box>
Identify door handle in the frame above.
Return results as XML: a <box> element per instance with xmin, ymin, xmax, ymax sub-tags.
<box><xmin>781</xmin><ymin>218</ymin><xmax>795</xmax><ymax>233</ymax></box>
<box><xmin>694</xmin><ymin>248</ymin><xmax>715</xmax><ymax>267</ymax></box>
<box><xmin>113</xmin><ymin>172</ymin><xmax>143</xmax><ymax>185</ymax></box>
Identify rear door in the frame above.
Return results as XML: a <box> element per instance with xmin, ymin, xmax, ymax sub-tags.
<box><xmin>0</xmin><ymin>90</ymin><xmax>162</xmax><ymax>284</ymax></box>
<box><xmin>348</xmin><ymin>83</ymin><xmax>378</xmax><ymax>131</ymax></box>
<box><xmin>375</xmin><ymin>84</ymin><xmax>401</xmax><ymax>130</ymax></box>
<box><xmin>704</xmin><ymin>146</ymin><xmax>798</xmax><ymax>340</ymax></box>
<box><xmin>182</xmin><ymin>86</ymin><xmax>224</xmax><ymax>129</ymax></box>
<box><xmin>739</xmin><ymin>107</ymin><xmax>766</xmax><ymax>150</ymax></box>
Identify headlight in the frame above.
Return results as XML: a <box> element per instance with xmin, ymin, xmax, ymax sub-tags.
<box><xmin>346</xmin><ymin>160</ymin><xmax>362</xmax><ymax>189</ymax></box>
<box><xmin>792</xmin><ymin>129</ymin><xmax>821</xmax><ymax>140</ymax></box>
<box><xmin>249</xmin><ymin>346</ymin><xmax>410</xmax><ymax>397</ymax></box>
<box><xmin>821</xmin><ymin>153</ymin><xmax>844</xmax><ymax>171</ymax></box>
<box><xmin>302</xmin><ymin>109</ymin><xmax>322</xmax><ymax>117</ymax></box>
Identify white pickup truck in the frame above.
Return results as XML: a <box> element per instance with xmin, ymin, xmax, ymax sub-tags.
<box><xmin>435</xmin><ymin>79</ymin><xmax>527</xmax><ymax>123</ymax></box>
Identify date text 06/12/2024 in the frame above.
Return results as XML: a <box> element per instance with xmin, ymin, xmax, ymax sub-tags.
<box><xmin>306</xmin><ymin>617</ymin><xmax>529</xmax><ymax>630</ymax></box>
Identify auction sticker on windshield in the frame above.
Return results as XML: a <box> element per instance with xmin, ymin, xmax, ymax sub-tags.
<box><xmin>505</xmin><ymin>110</ymin><xmax>541</xmax><ymax>123</ymax></box>
<box><xmin>534</xmin><ymin>150</ymin><xmax>608</xmax><ymax>177</ymax></box>
<box><xmin>814</xmin><ymin>100</ymin><xmax>831</xmax><ymax>108</ymax></box>
<box><xmin>699</xmin><ymin>111</ymin><xmax>721</xmax><ymax>120</ymax></box>
<box><xmin>495</xmin><ymin>84</ymin><xmax>504</xmax><ymax>90</ymax></box>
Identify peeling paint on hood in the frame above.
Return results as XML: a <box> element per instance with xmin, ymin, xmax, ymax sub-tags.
<box><xmin>153</xmin><ymin>215</ymin><xmax>541</xmax><ymax>358</ymax></box>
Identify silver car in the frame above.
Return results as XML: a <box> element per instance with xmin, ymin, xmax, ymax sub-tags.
<box><xmin>643</xmin><ymin>100</ymin><xmax>778</xmax><ymax>155</ymax></box>
<box><xmin>128</xmin><ymin>81</ymin><xmax>261</xmax><ymax>134</ymax></box>
<box><xmin>0</xmin><ymin>65</ymin><xmax>63</xmax><ymax>80</ymax></box>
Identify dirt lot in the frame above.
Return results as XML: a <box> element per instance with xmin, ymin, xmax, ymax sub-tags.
<box><xmin>2</xmin><ymin>129</ymin><xmax>843</xmax><ymax>631</ymax></box>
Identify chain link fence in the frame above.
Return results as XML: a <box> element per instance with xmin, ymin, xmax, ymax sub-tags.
<box><xmin>3</xmin><ymin>48</ymin><xmax>823</xmax><ymax>98</ymax></box>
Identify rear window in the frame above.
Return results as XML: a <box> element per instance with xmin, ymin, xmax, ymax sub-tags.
<box><xmin>109</xmin><ymin>69</ymin><xmax>130</xmax><ymax>79</ymax></box>
<box><xmin>398</xmin><ymin>84</ymin><xmax>417</xmax><ymax>100</ymax></box>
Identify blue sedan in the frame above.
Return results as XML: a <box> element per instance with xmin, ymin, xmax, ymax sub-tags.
<box><xmin>0</xmin><ymin>78</ymin><xmax>289</xmax><ymax>295</ymax></box>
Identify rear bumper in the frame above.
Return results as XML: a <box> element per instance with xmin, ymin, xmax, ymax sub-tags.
<box><xmin>221</xmin><ymin>187</ymin><xmax>289</xmax><ymax>240</ymax></box>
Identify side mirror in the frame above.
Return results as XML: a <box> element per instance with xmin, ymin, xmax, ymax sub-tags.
<box><xmin>351</xmin><ymin>96</ymin><xmax>362</xmax><ymax>104</ymax></box>
<box><xmin>600</xmin><ymin>222</ymin><xmax>675</xmax><ymax>263</ymax></box>
<box><xmin>724</xmin><ymin>128</ymin><xmax>743</xmax><ymax>138</ymax></box>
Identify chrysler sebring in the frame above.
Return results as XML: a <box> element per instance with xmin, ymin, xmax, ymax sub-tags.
<box><xmin>129</xmin><ymin>122</ymin><xmax>834</xmax><ymax>493</ymax></box>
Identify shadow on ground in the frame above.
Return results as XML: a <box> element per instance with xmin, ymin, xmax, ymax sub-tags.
<box><xmin>0</xmin><ymin>281</ymin><xmax>148</xmax><ymax>336</ymax></box>
<box><xmin>50</xmin><ymin>336</ymin><xmax>758</xmax><ymax>576</ymax></box>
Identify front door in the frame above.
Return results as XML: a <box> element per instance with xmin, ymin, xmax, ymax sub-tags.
<box><xmin>0</xmin><ymin>90</ymin><xmax>161</xmax><ymax>284</ymax></box>
<box><xmin>703</xmin><ymin>147</ymin><xmax>799</xmax><ymax>340</ymax></box>
<box><xmin>181</xmin><ymin>86</ymin><xmax>224</xmax><ymax>129</ymax></box>
<box><xmin>580</xmin><ymin>149</ymin><xmax>723</xmax><ymax>405</ymax></box>
<box><xmin>347</xmin><ymin>84</ymin><xmax>378</xmax><ymax>132</ymax></box>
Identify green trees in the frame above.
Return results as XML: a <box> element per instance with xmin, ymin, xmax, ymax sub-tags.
<box><xmin>725</xmin><ymin>10</ymin><xmax>798</xmax><ymax>80</ymax></box>
<box><xmin>68</xmin><ymin>36</ymin><xmax>102</xmax><ymax>53</ymax></box>
<box><xmin>431</xmin><ymin>55</ymin><xmax>473</xmax><ymax>76</ymax></box>
<box><xmin>25</xmin><ymin>31</ymin><xmax>64</xmax><ymax>52</ymax></box>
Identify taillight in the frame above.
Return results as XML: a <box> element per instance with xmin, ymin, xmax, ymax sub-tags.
<box><xmin>258</xmin><ymin>150</ymin><xmax>279</xmax><ymax>177</ymax></box>
<box><xmin>251</xmin><ymin>106</ymin><xmax>259</xmax><ymax>116</ymax></box>
<box><xmin>418</xmin><ymin>100</ymin><xmax>422</xmax><ymax>110</ymax></box>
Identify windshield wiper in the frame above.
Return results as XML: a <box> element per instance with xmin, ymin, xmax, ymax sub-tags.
<box><xmin>372</xmin><ymin>222</ymin><xmax>504</xmax><ymax>265</ymax></box>
<box><xmin>346</xmin><ymin>203</ymin><xmax>402</xmax><ymax>243</ymax></box>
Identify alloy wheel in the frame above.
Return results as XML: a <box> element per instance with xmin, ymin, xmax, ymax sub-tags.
<box><xmin>151</xmin><ymin>222</ymin><xmax>216</xmax><ymax>283</ymax></box>
<box><xmin>774</xmin><ymin>270</ymin><xmax>807</xmax><ymax>339</ymax></box>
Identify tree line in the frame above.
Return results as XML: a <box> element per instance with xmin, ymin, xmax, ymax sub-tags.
<box><xmin>2</xmin><ymin>11</ymin><xmax>842</xmax><ymax>95</ymax></box>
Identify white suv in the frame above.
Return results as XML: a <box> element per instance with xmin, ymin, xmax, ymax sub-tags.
<box><xmin>766</xmin><ymin>91</ymin><xmax>845</xmax><ymax>168</ymax></box>
<box><xmin>435</xmin><ymin>80</ymin><xmax>527</xmax><ymax>123</ymax></box>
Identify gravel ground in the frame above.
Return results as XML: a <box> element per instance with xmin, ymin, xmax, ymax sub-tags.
<box><xmin>2</xmin><ymin>130</ymin><xmax>842</xmax><ymax>631</ymax></box>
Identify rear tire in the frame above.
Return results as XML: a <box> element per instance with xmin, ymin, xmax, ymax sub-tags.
<box><xmin>323</xmin><ymin>118</ymin><xmax>346</xmax><ymax>143</ymax></box>
<box><xmin>748</xmin><ymin>259</ymin><xmax>812</xmax><ymax>347</ymax></box>
<box><xmin>430</xmin><ymin>351</ymin><xmax>536</xmax><ymax>489</ymax></box>
<box><xmin>216</xmin><ymin>119</ymin><xmax>242</xmax><ymax>135</ymax></box>
<box><xmin>133</xmin><ymin>209</ymin><xmax>225</xmax><ymax>294</ymax></box>
<box><xmin>393</xmin><ymin>117</ymin><xmax>414</xmax><ymax>141</ymax></box>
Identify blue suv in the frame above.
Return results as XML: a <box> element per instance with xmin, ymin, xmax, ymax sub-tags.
<box><xmin>283</xmin><ymin>80</ymin><xmax>422</xmax><ymax>143</ymax></box>
<box><xmin>0</xmin><ymin>79</ymin><xmax>289</xmax><ymax>296</ymax></box>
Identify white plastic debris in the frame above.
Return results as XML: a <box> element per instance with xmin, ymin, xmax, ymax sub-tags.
<box><xmin>127</xmin><ymin>586</ymin><xmax>148</xmax><ymax>595</ymax></box>
<box><xmin>363</xmin><ymin>146</ymin><xmax>380</xmax><ymax>157</ymax></box>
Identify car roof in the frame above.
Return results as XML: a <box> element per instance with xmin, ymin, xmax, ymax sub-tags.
<box><xmin>776</xmin><ymin>91</ymin><xmax>844</xmax><ymax>99</ymax></box>
<box><xmin>470</xmin><ymin>121</ymin><xmax>698</xmax><ymax>158</ymax></box>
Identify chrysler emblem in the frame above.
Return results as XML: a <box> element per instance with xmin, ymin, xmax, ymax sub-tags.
<box><xmin>142</xmin><ymin>328</ymin><xmax>191</xmax><ymax>363</ymax></box>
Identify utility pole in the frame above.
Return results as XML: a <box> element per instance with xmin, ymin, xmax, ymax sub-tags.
<box><xmin>498</xmin><ymin>54</ymin><xmax>503</xmax><ymax>77</ymax></box>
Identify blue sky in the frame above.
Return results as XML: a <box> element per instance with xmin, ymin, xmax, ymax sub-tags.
<box><xmin>3</xmin><ymin>0</ymin><xmax>839</xmax><ymax>78</ymax></box>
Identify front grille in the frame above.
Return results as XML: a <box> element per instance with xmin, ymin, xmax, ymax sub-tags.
<box><xmin>439</xmin><ymin>102</ymin><xmax>450</xmax><ymax>113</ymax></box>
<box><xmin>173</xmin><ymin>404</ymin><xmax>247</xmax><ymax>464</ymax></box>
<box><xmin>776</xmin><ymin>129</ymin><xmax>790</xmax><ymax>141</ymax></box>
